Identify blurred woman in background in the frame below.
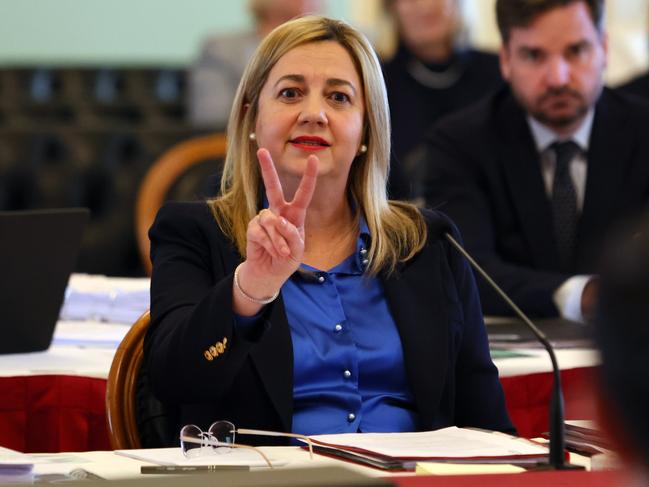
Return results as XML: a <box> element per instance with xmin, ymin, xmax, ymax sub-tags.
<box><xmin>381</xmin><ymin>0</ymin><xmax>502</xmax><ymax>199</ymax></box>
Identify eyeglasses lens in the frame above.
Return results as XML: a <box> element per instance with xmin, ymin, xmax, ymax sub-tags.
<box><xmin>208</xmin><ymin>420</ymin><xmax>236</xmax><ymax>445</ymax></box>
<box><xmin>180</xmin><ymin>424</ymin><xmax>210</xmax><ymax>458</ymax></box>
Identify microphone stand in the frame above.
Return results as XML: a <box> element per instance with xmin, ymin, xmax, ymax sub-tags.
<box><xmin>445</xmin><ymin>233</ymin><xmax>581</xmax><ymax>470</ymax></box>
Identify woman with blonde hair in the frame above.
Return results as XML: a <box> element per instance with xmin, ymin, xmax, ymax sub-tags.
<box><xmin>146</xmin><ymin>15</ymin><xmax>512</xmax><ymax>443</ymax></box>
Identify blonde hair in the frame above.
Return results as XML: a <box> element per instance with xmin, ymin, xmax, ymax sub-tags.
<box><xmin>209</xmin><ymin>15</ymin><xmax>426</xmax><ymax>276</ymax></box>
<box><xmin>377</xmin><ymin>0</ymin><xmax>466</xmax><ymax>61</ymax></box>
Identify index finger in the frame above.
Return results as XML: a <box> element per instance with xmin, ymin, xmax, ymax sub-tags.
<box><xmin>257</xmin><ymin>148</ymin><xmax>285</xmax><ymax>209</ymax></box>
<box><xmin>290</xmin><ymin>154</ymin><xmax>318</xmax><ymax>211</ymax></box>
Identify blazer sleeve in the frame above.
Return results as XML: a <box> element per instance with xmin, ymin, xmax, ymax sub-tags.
<box><xmin>421</xmin><ymin>122</ymin><xmax>568</xmax><ymax>317</ymax></box>
<box><xmin>438</xmin><ymin>214</ymin><xmax>515</xmax><ymax>433</ymax></box>
<box><xmin>145</xmin><ymin>201</ymin><xmax>272</xmax><ymax>403</ymax></box>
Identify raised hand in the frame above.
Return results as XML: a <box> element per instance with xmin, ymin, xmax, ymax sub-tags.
<box><xmin>233</xmin><ymin>148</ymin><xmax>317</xmax><ymax>312</ymax></box>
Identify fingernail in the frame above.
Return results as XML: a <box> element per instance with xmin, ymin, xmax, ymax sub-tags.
<box><xmin>281</xmin><ymin>217</ymin><xmax>287</xmax><ymax>226</ymax></box>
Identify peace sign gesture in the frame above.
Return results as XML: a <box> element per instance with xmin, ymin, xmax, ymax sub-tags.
<box><xmin>233</xmin><ymin>148</ymin><xmax>318</xmax><ymax>313</ymax></box>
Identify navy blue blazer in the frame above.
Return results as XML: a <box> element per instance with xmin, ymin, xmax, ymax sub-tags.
<box><xmin>421</xmin><ymin>86</ymin><xmax>649</xmax><ymax>317</ymax></box>
<box><xmin>145</xmin><ymin>201</ymin><xmax>513</xmax><ymax>444</ymax></box>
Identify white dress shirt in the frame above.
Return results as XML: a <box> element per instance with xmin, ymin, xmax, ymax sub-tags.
<box><xmin>527</xmin><ymin>112</ymin><xmax>595</xmax><ymax>322</ymax></box>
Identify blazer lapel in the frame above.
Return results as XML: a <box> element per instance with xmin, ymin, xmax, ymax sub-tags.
<box><xmin>248</xmin><ymin>297</ymin><xmax>294</xmax><ymax>432</ymax></box>
<box><xmin>383</xmin><ymin>248</ymin><xmax>449</xmax><ymax>430</ymax></box>
<box><xmin>498</xmin><ymin>96</ymin><xmax>562</xmax><ymax>270</ymax></box>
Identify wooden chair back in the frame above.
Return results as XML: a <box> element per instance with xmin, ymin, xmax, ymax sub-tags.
<box><xmin>135</xmin><ymin>133</ymin><xmax>227</xmax><ymax>274</ymax></box>
<box><xmin>105</xmin><ymin>310</ymin><xmax>150</xmax><ymax>449</ymax></box>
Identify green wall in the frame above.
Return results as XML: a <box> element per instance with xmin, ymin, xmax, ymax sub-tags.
<box><xmin>0</xmin><ymin>0</ymin><xmax>350</xmax><ymax>66</ymax></box>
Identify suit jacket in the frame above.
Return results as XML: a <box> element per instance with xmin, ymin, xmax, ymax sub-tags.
<box><xmin>618</xmin><ymin>70</ymin><xmax>649</xmax><ymax>101</ymax></box>
<box><xmin>420</xmin><ymin>86</ymin><xmax>649</xmax><ymax>317</ymax></box>
<box><xmin>145</xmin><ymin>201</ymin><xmax>513</xmax><ymax>445</ymax></box>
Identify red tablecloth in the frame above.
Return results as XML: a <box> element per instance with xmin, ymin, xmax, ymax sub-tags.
<box><xmin>500</xmin><ymin>366</ymin><xmax>597</xmax><ymax>438</ymax></box>
<box><xmin>0</xmin><ymin>375</ymin><xmax>110</xmax><ymax>453</ymax></box>
<box><xmin>0</xmin><ymin>367</ymin><xmax>597</xmax><ymax>453</ymax></box>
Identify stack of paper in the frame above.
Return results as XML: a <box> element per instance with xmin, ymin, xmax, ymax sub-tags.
<box><xmin>0</xmin><ymin>447</ymin><xmax>34</xmax><ymax>484</ymax></box>
<box><xmin>301</xmin><ymin>427</ymin><xmax>549</xmax><ymax>471</ymax></box>
<box><xmin>59</xmin><ymin>274</ymin><xmax>150</xmax><ymax>324</ymax></box>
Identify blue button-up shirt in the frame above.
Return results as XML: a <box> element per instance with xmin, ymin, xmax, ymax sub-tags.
<box><xmin>235</xmin><ymin>218</ymin><xmax>418</xmax><ymax>436</ymax></box>
<box><xmin>283</xmin><ymin>218</ymin><xmax>417</xmax><ymax>436</ymax></box>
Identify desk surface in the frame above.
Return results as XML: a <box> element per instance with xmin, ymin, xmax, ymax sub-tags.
<box><xmin>26</xmin><ymin>447</ymin><xmax>625</xmax><ymax>486</ymax></box>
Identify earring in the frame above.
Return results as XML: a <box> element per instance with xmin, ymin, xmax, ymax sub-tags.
<box><xmin>358</xmin><ymin>144</ymin><xmax>367</xmax><ymax>154</ymax></box>
<box><xmin>249</xmin><ymin>132</ymin><xmax>256</xmax><ymax>142</ymax></box>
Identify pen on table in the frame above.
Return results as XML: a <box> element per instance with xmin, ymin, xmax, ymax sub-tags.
<box><xmin>140</xmin><ymin>465</ymin><xmax>250</xmax><ymax>474</ymax></box>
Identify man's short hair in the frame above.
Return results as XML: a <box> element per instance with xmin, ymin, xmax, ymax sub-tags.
<box><xmin>495</xmin><ymin>0</ymin><xmax>605</xmax><ymax>43</ymax></box>
<box><xmin>596</xmin><ymin>214</ymin><xmax>649</xmax><ymax>468</ymax></box>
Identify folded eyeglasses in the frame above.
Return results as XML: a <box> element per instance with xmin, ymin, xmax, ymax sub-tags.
<box><xmin>180</xmin><ymin>421</ymin><xmax>314</xmax><ymax>468</ymax></box>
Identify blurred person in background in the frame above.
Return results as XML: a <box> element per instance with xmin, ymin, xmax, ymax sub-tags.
<box><xmin>189</xmin><ymin>0</ymin><xmax>322</xmax><ymax>129</ymax></box>
<box><xmin>617</xmin><ymin>8</ymin><xmax>649</xmax><ymax>100</ymax></box>
<box><xmin>417</xmin><ymin>0</ymin><xmax>649</xmax><ymax>321</ymax></box>
<box><xmin>381</xmin><ymin>0</ymin><xmax>503</xmax><ymax>199</ymax></box>
<box><xmin>595</xmin><ymin>213</ymin><xmax>649</xmax><ymax>484</ymax></box>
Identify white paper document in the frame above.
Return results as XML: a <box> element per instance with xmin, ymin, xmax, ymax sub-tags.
<box><xmin>60</xmin><ymin>274</ymin><xmax>150</xmax><ymax>324</ymax></box>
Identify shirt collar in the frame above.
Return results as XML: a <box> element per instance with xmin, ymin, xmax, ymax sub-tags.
<box><xmin>296</xmin><ymin>213</ymin><xmax>371</xmax><ymax>278</ymax></box>
<box><xmin>527</xmin><ymin>108</ymin><xmax>594</xmax><ymax>153</ymax></box>
<box><xmin>353</xmin><ymin>215</ymin><xmax>371</xmax><ymax>273</ymax></box>
<box><xmin>263</xmin><ymin>191</ymin><xmax>371</xmax><ymax>276</ymax></box>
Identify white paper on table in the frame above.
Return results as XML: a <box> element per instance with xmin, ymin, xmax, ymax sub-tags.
<box><xmin>51</xmin><ymin>321</ymin><xmax>131</xmax><ymax>348</ymax></box>
<box><xmin>60</xmin><ymin>274</ymin><xmax>150</xmax><ymax>324</ymax></box>
<box><xmin>306</xmin><ymin>427</ymin><xmax>548</xmax><ymax>460</ymax></box>
<box><xmin>115</xmin><ymin>448</ymin><xmax>286</xmax><ymax>468</ymax></box>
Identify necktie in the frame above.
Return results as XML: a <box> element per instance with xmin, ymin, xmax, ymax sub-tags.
<box><xmin>551</xmin><ymin>140</ymin><xmax>580</xmax><ymax>272</ymax></box>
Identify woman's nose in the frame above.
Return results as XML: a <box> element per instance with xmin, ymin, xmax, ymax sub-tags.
<box><xmin>297</xmin><ymin>96</ymin><xmax>328</xmax><ymax>126</ymax></box>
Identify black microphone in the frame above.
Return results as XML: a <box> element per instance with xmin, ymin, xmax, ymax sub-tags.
<box><xmin>435</xmin><ymin>218</ymin><xmax>577</xmax><ymax>470</ymax></box>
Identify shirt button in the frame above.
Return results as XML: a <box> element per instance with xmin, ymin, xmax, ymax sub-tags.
<box><xmin>343</xmin><ymin>370</ymin><xmax>351</xmax><ymax>379</ymax></box>
<box><xmin>317</xmin><ymin>275</ymin><xmax>325</xmax><ymax>283</ymax></box>
<box><xmin>360</xmin><ymin>248</ymin><xmax>367</xmax><ymax>255</ymax></box>
<box><xmin>347</xmin><ymin>413</ymin><xmax>356</xmax><ymax>422</ymax></box>
<box><xmin>362</xmin><ymin>259</ymin><xmax>369</xmax><ymax>266</ymax></box>
<box><xmin>334</xmin><ymin>323</ymin><xmax>343</xmax><ymax>332</ymax></box>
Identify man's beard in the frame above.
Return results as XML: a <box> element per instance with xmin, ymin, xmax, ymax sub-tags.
<box><xmin>531</xmin><ymin>87</ymin><xmax>589</xmax><ymax>129</ymax></box>
<box><xmin>512</xmin><ymin>85</ymin><xmax>600</xmax><ymax>131</ymax></box>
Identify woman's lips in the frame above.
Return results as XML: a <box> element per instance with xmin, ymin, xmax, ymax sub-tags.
<box><xmin>289</xmin><ymin>136</ymin><xmax>330</xmax><ymax>151</ymax></box>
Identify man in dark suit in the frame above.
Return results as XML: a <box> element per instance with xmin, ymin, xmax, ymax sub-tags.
<box><xmin>418</xmin><ymin>0</ymin><xmax>649</xmax><ymax>320</ymax></box>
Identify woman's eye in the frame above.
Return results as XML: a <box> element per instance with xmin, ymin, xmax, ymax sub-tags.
<box><xmin>279</xmin><ymin>88</ymin><xmax>300</xmax><ymax>99</ymax></box>
<box><xmin>331</xmin><ymin>92</ymin><xmax>350</xmax><ymax>104</ymax></box>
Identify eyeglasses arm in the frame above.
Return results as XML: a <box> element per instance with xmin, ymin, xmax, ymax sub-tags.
<box><xmin>236</xmin><ymin>428</ymin><xmax>314</xmax><ymax>459</ymax></box>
